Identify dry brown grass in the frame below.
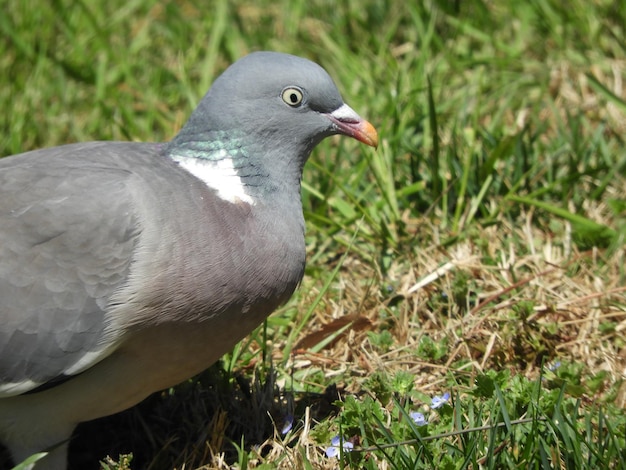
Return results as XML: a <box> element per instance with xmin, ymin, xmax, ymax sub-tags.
<box><xmin>290</xmin><ymin>206</ymin><xmax>625</xmax><ymax>402</ymax></box>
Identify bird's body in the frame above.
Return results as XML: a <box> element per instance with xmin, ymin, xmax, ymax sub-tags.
<box><xmin>0</xmin><ymin>51</ymin><xmax>376</xmax><ymax>469</ymax></box>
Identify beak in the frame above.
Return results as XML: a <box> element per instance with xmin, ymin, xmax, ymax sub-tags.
<box><xmin>325</xmin><ymin>103</ymin><xmax>379</xmax><ymax>148</ymax></box>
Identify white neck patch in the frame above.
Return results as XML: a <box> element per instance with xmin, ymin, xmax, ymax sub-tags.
<box><xmin>171</xmin><ymin>150</ymin><xmax>255</xmax><ymax>205</ymax></box>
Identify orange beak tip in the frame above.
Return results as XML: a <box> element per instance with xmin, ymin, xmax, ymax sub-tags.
<box><xmin>360</xmin><ymin>120</ymin><xmax>379</xmax><ymax>148</ymax></box>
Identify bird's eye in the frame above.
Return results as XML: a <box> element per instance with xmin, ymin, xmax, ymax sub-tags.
<box><xmin>281</xmin><ymin>87</ymin><xmax>304</xmax><ymax>107</ymax></box>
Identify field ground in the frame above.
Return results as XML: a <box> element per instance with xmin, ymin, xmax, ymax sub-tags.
<box><xmin>2</xmin><ymin>1</ymin><xmax>625</xmax><ymax>468</ymax></box>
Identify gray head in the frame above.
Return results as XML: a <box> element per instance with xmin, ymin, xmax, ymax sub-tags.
<box><xmin>168</xmin><ymin>51</ymin><xmax>377</xmax><ymax>200</ymax></box>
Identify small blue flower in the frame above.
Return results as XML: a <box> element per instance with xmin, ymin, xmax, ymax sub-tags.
<box><xmin>325</xmin><ymin>435</ymin><xmax>354</xmax><ymax>457</ymax></box>
<box><xmin>548</xmin><ymin>361</ymin><xmax>561</xmax><ymax>372</ymax></box>
<box><xmin>281</xmin><ymin>414</ymin><xmax>294</xmax><ymax>435</ymax></box>
<box><xmin>431</xmin><ymin>392</ymin><xmax>450</xmax><ymax>409</ymax></box>
<box><xmin>409</xmin><ymin>411</ymin><xmax>428</xmax><ymax>426</ymax></box>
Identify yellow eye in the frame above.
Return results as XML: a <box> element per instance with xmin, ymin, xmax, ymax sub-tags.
<box><xmin>281</xmin><ymin>87</ymin><xmax>303</xmax><ymax>107</ymax></box>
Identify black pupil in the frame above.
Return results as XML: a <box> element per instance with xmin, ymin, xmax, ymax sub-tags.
<box><xmin>289</xmin><ymin>93</ymin><xmax>298</xmax><ymax>103</ymax></box>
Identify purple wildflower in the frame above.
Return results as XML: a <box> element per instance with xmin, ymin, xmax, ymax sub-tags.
<box><xmin>431</xmin><ymin>392</ymin><xmax>450</xmax><ymax>409</ymax></box>
<box><xmin>548</xmin><ymin>361</ymin><xmax>561</xmax><ymax>372</ymax></box>
<box><xmin>281</xmin><ymin>414</ymin><xmax>294</xmax><ymax>435</ymax></box>
<box><xmin>409</xmin><ymin>411</ymin><xmax>428</xmax><ymax>426</ymax></box>
<box><xmin>325</xmin><ymin>435</ymin><xmax>354</xmax><ymax>457</ymax></box>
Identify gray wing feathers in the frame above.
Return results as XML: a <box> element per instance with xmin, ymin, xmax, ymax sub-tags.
<box><xmin>0</xmin><ymin>144</ymin><xmax>144</xmax><ymax>394</ymax></box>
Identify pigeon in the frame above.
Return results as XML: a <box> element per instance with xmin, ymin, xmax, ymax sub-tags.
<box><xmin>0</xmin><ymin>51</ymin><xmax>378</xmax><ymax>469</ymax></box>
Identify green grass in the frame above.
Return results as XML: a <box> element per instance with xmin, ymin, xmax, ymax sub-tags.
<box><xmin>2</xmin><ymin>0</ymin><xmax>625</xmax><ymax>469</ymax></box>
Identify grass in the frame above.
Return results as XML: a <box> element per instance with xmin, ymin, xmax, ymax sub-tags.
<box><xmin>1</xmin><ymin>0</ymin><xmax>625</xmax><ymax>468</ymax></box>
